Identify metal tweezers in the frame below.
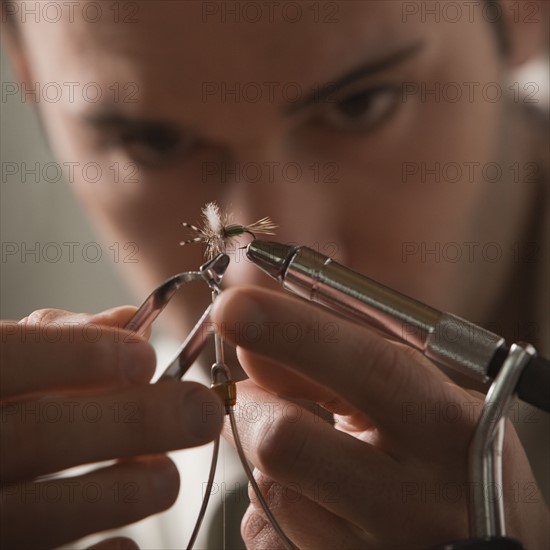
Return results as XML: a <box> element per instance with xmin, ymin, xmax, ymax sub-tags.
<box><xmin>122</xmin><ymin>252</ymin><xmax>294</xmax><ymax>550</ymax></box>
<box><xmin>123</xmin><ymin>253</ymin><xmax>230</xmax><ymax>380</ymax></box>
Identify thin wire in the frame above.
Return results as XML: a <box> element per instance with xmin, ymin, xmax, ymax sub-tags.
<box><xmin>186</xmin><ymin>437</ymin><xmax>220</xmax><ymax>550</ymax></box>
<box><xmin>187</xmin><ymin>279</ymin><xmax>294</xmax><ymax>549</ymax></box>
<box><xmin>212</xmin><ymin>287</ymin><xmax>225</xmax><ymax>366</ymax></box>
<box><xmin>229</xmin><ymin>408</ymin><xmax>295</xmax><ymax>550</ymax></box>
<box><xmin>222</xmin><ymin>433</ymin><xmax>226</xmax><ymax>550</ymax></box>
<box><xmin>211</xmin><ymin>286</ymin><xmax>228</xmax><ymax>550</ymax></box>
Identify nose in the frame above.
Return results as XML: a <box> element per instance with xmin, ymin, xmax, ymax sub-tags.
<box><xmin>218</xmin><ymin>136</ymin><xmax>346</xmax><ymax>289</ymax></box>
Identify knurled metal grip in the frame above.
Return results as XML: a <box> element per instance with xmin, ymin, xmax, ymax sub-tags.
<box><xmin>425</xmin><ymin>313</ymin><xmax>505</xmax><ymax>383</ymax></box>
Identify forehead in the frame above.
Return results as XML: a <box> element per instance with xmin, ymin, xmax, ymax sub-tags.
<box><xmin>18</xmin><ymin>1</ymin><xmax>412</xmax><ymax>82</ymax></box>
<box><xmin>15</xmin><ymin>1</ymin><xmax>426</xmax><ymax>137</ymax></box>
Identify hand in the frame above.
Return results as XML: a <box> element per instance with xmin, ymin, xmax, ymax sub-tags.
<box><xmin>0</xmin><ymin>307</ymin><xmax>223</xmax><ymax>550</ymax></box>
<box><xmin>211</xmin><ymin>287</ymin><xmax>550</xmax><ymax>549</ymax></box>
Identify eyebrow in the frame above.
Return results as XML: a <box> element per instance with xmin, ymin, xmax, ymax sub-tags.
<box><xmin>288</xmin><ymin>40</ymin><xmax>425</xmax><ymax>114</ymax></box>
<box><xmin>84</xmin><ymin>113</ymin><xmax>175</xmax><ymax>130</ymax></box>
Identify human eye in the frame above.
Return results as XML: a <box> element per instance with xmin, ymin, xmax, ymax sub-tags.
<box><xmin>87</xmin><ymin>114</ymin><xmax>198</xmax><ymax>169</ymax></box>
<box><xmin>314</xmin><ymin>85</ymin><xmax>400</xmax><ymax>133</ymax></box>
<box><xmin>107</xmin><ymin>123</ymin><xmax>185</xmax><ymax>167</ymax></box>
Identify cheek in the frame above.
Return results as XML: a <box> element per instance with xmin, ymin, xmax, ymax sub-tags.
<box><xmin>310</xmin><ymin>46</ymin><xmax>505</xmax><ymax>315</ymax></box>
<box><xmin>43</xmin><ymin>108</ymin><xmax>200</xmax><ymax>242</ymax></box>
<box><xmin>38</xmin><ymin>107</ymin><xmax>216</xmax><ymax>308</ymax></box>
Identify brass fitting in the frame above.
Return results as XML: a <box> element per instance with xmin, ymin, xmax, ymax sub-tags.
<box><xmin>211</xmin><ymin>380</ymin><xmax>237</xmax><ymax>413</ymax></box>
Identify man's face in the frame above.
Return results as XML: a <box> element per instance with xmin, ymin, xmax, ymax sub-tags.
<box><xmin>9</xmin><ymin>0</ymin><xmax>525</xmax><ymax>334</ymax></box>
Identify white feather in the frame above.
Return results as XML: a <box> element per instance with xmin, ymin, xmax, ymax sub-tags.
<box><xmin>203</xmin><ymin>202</ymin><xmax>222</xmax><ymax>235</ymax></box>
<box><xmin>182</xmin><ymin>201</ymin><xmax>277</xmax><ymax>259</ymax></box>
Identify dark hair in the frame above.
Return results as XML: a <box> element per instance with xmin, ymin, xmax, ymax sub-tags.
<box><xmin>485</xmin><ymin>0</ymin><xmax>510</xmax><ymax>54</ymax></box>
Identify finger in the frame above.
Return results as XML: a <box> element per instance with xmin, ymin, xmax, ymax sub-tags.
<box><xmin>242</xmin><ymin>469</ymin><xmax>369</xmax><ymax>549</ymax></box>
<box><xmin>90</xmin><ymin>306</ymin><xmax>153</xmax><ymax>339</ymax></box>
<box><xmin>212</xmin><ymin>286</ymin><xmax>463</xmax><ymax>440</ymax></box>
<box><xmin>87</xmin><ymin>537</ymin><xmax>139</xmax><ymax>550</ymax></box>
<box><xmin>20</xmin><ymin>306</ymin><xmax>153</xmax><ymax>341</ymax></box>
<box><xmin>88</xmin><ymin>306</ymin><xmax>152</xmax><ymax>342</ymax></box>
<box><xmin>21</xmin><ymin>305</ymin><xmax>137</xmax><ymax>327</ymax></box>
<box><xmin>237</xmin><ymin>346</ymin><xmax>474</xmax><ymax>444</ymax></box>
<box><xmin>0</xmin><ymin>314</ymin><xmax>156</xmax><ymax>400</ymax></box>
<box><xmin>236</xmin><ymin>338</ymin><xmax>474</xmax><ymax>463</ymax></box>
<box><xmin>237</xmin><ymin>347</ymin><xmax>372</xmax><ymax>421</ymax></box>
<box><xmin>237</xmin><ymin>347</ymin><xmax>374</xmax><ymax>433</ymax></box>
<box><xmin>224</xmin><ymin>380</ymin><xmax>399</xmax><ymax>532</ymax></box>
<box><xmin>227</xmin><ymin>381</ymin><xmax>470</xmax><ymax>544</ymax></box>
<box><xmin>241</xmin><ymin>506</ymin><xmax>284</xmax><ymax>550</ymax></box>
<box><xmin>2</xmin><ymin>381</ymin><xmax>223</xmax><ymax>484</ymax></box>
<box><xmin>1</xmin><ymin>455</ymin><xmax>177</xmax><ymax>550</ymax></box>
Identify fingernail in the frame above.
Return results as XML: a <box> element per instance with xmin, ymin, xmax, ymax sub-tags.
<box><xmin>93</xmin><ymin>305</ymin><xmax>136</xmax><ymax>322</ymax></box>
<box><xmin>182</xmin><ymin>387</ymin><xmax>223</xmax><ymax>443</ymax></box>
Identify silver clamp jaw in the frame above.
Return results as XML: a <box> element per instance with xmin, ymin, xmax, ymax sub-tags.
<box><xmin>124</xmin><ymin>253</ymin><xmax>230</xmax><ymax>380</ymax></box>
<box><xmin>469</xmin><ymin>343</ymin><xmax>536</xmax><ymax>539</ymax></box>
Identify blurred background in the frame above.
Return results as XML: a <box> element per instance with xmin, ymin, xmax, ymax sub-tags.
<box><xmin>1</xmin><ymin>49</ymin><xmax>133</xmax><ymax>319</ymax></box>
